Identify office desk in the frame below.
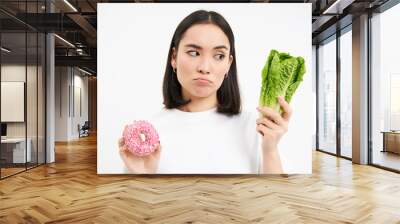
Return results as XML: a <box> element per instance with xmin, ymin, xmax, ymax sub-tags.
<box><xmin>1</xmin><ymin>138</ymin><xmax>32</xmax><ymax>163</ymax></box>
<box><xmin>381</xmin><ymin>131</ymin><xmax>400</xmax><ymax>154</ymax></box>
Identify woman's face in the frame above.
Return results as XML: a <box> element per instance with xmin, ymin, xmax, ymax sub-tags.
<box><xmin>171</xmin><ymin>23</ymin><xmax>233</xmax><ymax>101</ymax></box>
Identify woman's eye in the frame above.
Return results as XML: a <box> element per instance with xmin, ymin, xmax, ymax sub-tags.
<box><xmin>215</xmin><ymin>54</ymin><xmax>225</xmax><ymax>61</ymax></box>
<box><xmin>187</xmin><ymin>51</ymin><xmax>199</xmax><ymax>57</ymax></box>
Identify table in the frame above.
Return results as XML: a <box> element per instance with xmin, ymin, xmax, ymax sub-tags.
<box><xmin>381</xmin><ymin>131</ymin><xmax>400</xmax><ymax>154</ymax></box>
<box><xmin>1</xmin><ymin>138</ymin><xmax>32</xmax><ymax>163</ymax></box>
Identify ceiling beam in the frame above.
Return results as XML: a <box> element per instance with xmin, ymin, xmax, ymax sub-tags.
<box><xmin>55</xmin><ymin>55</ymin><xmax>96</xmax><ymax>69</ymax></box>
<box><xmin>67</xmin><ymin>13</ymin><xmax>97</xmax><ymax>45</ymax></box>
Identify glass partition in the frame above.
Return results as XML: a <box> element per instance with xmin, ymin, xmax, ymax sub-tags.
<box><xmin>0</xmin><ymin>1</ymin><xmax>46</xmax><ymax>179</ymax></box>
<box><xmin>27</xmin><ymin>30</ymin><xmax>38</xmax><ymax>169</ymax></box>
<box><xmin>38</xmin><ymin>32</ymin><xmax>45</xmax><ymax>165</ymax></box>
<box><xmin>1</xmin><ymin>31</ymin><xmax>28</xmax><ymax>178</ymax></box>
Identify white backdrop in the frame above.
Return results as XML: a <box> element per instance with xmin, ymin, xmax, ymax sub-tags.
<box><xmin>98</xmin><ymin>3</ymin><xmax>312</xmax><ymax>174</ymax></box>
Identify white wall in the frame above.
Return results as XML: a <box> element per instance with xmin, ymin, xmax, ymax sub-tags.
<box><xmin>55</xmin><ymin>67</ymin><xmax>89</xmax><ymax>141</ymax></box>
<box><xmin>71</xmin><ymin>71</ymin><xmax>89</xmax><ymax>138</ymax></box>
<box><xmin>55</xmin><ymin>66</ymin><xmax>69</xmax><ymax>141</ymax></box>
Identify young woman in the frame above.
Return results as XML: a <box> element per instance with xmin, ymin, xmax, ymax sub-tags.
<box><xmin>118</xmin><ymin>10</ymin><xmax>292</xmax><ymax>174</ymax></box>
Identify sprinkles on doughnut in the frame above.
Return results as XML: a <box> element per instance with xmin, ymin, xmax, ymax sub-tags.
<box><xmin>122</xmin><ymin>120</ymin><xmax>160</xmax><ymax>157</ymax></box>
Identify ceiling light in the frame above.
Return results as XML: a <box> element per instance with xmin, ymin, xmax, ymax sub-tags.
<box><xmin>322</xmin><ymin>0</ymin><xmax>356</xmax><ymax>15</ymax></box>
<box><xmin>54</xmin><ymin>34</ymin><xmax>75</xmax><ymax>48</ymax></box>
<box><xmin>63</xmin><ymin>0</ymin><xmax>78</xmax><ymax>12</ymax></box>
<box><xmin>1</xmin><ymin>47</ymin><xmax>11</xmax><ymax>53</ymax></box>
<box><xmin>78</xmin><ymin>67</ymin><xmax>93</xmax><ymax>76</ymax></box>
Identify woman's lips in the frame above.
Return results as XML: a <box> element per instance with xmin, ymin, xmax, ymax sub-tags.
<box><xmin>194</xmin><ymin>78</ymin><xmax>212</xmax><ymax>85</ymax></box>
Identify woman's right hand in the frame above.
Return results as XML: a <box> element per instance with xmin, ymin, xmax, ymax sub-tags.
<box><xmin>118</xmin><ymin>138</ymin><xmax>161</xmax><ymax>174</ymax></box>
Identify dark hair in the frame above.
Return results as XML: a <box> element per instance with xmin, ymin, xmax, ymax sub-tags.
<box><xmin>162</xmin><ymin>10</ymin><xmax>241</xmax><ymax>116</ymax></box>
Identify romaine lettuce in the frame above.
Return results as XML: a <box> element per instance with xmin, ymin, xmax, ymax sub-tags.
<box><xmin>259</xmin><ymin>49</ymin><xmax>306</xmax><ymax>113</ymax></box>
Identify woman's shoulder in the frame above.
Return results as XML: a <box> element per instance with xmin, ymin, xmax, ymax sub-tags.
<box><xmin>152</xmin><ymin>107</ymin><xmax>172</xmax><ymax>118</ymax></box>
<box><xmin>149</xmin><ymin>107</ymin><xmax>176</xmax><ymax>123</ymax></box>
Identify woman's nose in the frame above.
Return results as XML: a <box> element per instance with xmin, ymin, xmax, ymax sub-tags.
<box><xmin>197</xmin><ymin>57</ymin><xmax>211</xmax><ymax>74</ymax></box>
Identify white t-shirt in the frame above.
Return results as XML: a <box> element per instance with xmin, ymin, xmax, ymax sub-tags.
<box><xmin>149</xmin><ymin>107</ymin><xmax>263</xmax><ymax>174</ymax></box>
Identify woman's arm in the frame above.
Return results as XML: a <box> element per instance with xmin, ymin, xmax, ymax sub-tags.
<box><xmin>262</xmin><ymin>148</ymin><xmax>283</xmax><ymax>174</ymax></box>
<box><xmin>256</xmin><ymin>96</ymin><xmax>292</xmax><ymax>174</ymax></box>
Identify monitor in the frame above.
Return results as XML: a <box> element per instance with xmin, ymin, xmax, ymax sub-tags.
<box><xmin>1</xmin><ymin>123</ymin><xmax>7</xmax><ymax>137</ymax></box>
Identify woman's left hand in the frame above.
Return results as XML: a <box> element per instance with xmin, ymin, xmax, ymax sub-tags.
<box><xmin>256</xmin><ymin>96</ymin><xmax>292</xmax><ymax>154</ymax></box>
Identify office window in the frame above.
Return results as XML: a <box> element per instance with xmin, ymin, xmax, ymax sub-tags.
<box><xmin>318</xmin><ymin>36</ymin><xmax>337</xmax><ymax>155</ymax></box>
<box><xmin>340</xmin><ymin>28</ymin><xmax>352</xmax><ymax>158</ymax></box>
<box><xmin>371</xmin><ymin>3</ymin><xmax>400</xmax><ymax>171</ymax></box>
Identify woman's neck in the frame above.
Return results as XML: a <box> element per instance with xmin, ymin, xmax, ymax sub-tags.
<box><xmin>179</xmin><ymin>94</ymin><xmax>217</xmax><ymax>112</ymax></box>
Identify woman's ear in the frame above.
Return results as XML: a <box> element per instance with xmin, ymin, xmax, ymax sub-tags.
<box><xmin>170</xmin><ymin>47</ymin><xmax>177</xmax><ymax>69</ymax></box>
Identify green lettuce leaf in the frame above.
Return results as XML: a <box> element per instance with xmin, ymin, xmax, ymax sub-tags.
<box><xmin>259</xmin><ymin>49</ymin><xmax>306</xmax><ymax>113</ymax></box>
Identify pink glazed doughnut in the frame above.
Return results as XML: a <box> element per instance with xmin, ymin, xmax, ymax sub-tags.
<box><xmin>122</xmin><ymin>120</ymin><xmax>160</xmax><ymax>157</ymax></box>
